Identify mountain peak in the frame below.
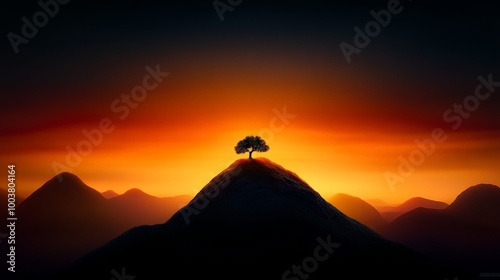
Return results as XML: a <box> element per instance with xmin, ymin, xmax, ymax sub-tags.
<box><xmin>183</xmin><ymin>157</ymin><xmax>322</xmax><ymax>225</ymax></box>
<box><xmin>53</xmin><ymin>172</ymin><xmax>84</xmax><ymax>184</ymax></box>
<box><xmin>124</xmin><ymin>188</ymin><xmax>146</xmax><ymax>195</ymax></box>
<box><xmin>460</xmin><ymin>183</ymin><xmax>499</xmax><ymax>193</ymax></box>
<box><xmin>34</xmin><ymin>172</ymin><xmax>93</xmax><ymax>194</ymax></box>
<box><xmin>447</xmin><ymin>183</ymin><xmax>500</xmax><ymax>214</ymax></box>
<box><xmin>399</xmin><ymin>197</ymin><xmax>449</xmax><ymax>210</ymax></box>
<box><xmin>101</xmin><ymin>190</ymin><xmax>120</xmax><ymax>199</ymax></box>
<box><xmin>122</xmin><ymin>188</ymin><xmax>152</xmax><ymax>197</ymax></box>
<box><xmin>209</xmin><ymin>157</ymin><xmax>315</xmax><ymax>192</ymax></box>
<box><xmin>229</xmin><ymin>157</ymin><xmax>296</xmax><ymax>171</ymax></box>
<box><xmin>19</xmin><ymin>172</ymin><xmax>106</xmax><ymax>211</ymax></box>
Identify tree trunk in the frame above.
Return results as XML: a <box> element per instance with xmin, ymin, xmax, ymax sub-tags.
<box><xmin>249</xmin><ymin>150</ymin><xmax>253</xmax><ymax>159</ymax></box>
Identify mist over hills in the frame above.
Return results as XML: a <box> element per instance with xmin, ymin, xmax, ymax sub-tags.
<box><xmin>108</xmin><ymin>188</ymin><xmax>191</xmax><ymax>225</ymax></box>
<box><xmin>376</xmin><ymin>197</ymin><xmax>449</xmax><ymax>222</ymax></box>
<box><xmin>327</xmin><ymin>193</ymin><xmax>387</xmax><ymax>234</ymax></box>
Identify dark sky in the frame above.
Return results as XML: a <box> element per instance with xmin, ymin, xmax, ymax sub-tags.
<box><xmin>3</xmin><ymin>0</ymin><xmax>499</xmax><ymax>133</ymax></box>
<box><xmin>3</xmin><ymin>0</ymin><xmax>499</xmax><ymax>87</ymax></box>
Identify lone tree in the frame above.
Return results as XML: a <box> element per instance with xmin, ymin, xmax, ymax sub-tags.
<box><xmin>235</xmin><ymin>136</ymin><xmax>269</xmax><ymax>159</ymax></box>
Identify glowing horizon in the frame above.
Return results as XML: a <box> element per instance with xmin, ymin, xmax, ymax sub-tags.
<box><xmin>8</xmin><ymin>118</ymin><xmax>500</xmax><ymax>206</ymax></box>
<box><xmin>2</xmin><ymin>1</ymin><xmax>499</xmax><ymax>208</ymax></box>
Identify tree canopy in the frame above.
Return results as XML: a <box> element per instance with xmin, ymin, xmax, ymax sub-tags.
<box><xmin>235</xmin><ymin>136</ymin><xmax>269</xmax><ymax>159</ymax></box>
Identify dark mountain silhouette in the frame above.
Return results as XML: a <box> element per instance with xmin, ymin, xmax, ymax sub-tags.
<box><xmin>378</xmin><ymin>197</ymin><xmax>449</xmax><ymax>222</ymax></box>
<box><xmin>109</xmin><ymin>188</ymin><xmax>191</xmax><ymax>225</ymax></box>
<box><xmin>16</xmin><ymin>173</ymin><xmax>121</xmax><ymax>277</ymax></box>
<box><xmin>327</xmin><ymin>193</ymin><xmax>387</xmax><ymax>234</ymax></box>
<box><xmin>446</xmin><ymin>184</ymin><xmax>500</xmax><ymax>231</ymax></box>
<box><xmin>14</xmin><ymin>173</ymin><xmax>191</xmax><ymax>279</ymax></box>
<box><xmin>101</xmin><ymin>190</ymin><xmax>120</xmax><ymax>199</ymax></box>
<box><xmin>68</xmin><ymin>158</ymin><xmax>449</xmax><ymax>280</ymax></box>
<box><xmin>384</xmin><ymin>184</ymin><xmax>500</xmax><ymax>277</ymax></box>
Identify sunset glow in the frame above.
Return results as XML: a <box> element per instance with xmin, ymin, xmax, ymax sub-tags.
<box><xmin>2</xmin><ymin>0</ymin><xmax>499</xmax><ymax>207</ymax></box>
<box><xmin>3</xmin><ymin>59</ymin><xmax>499</xmax><ymax>204</ymax></box>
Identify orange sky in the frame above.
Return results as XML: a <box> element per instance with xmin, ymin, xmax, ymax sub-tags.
<box><xmin>3</xmin><ymin>51</ymin><xmax>499</xmax><ymax>205</ymax></box>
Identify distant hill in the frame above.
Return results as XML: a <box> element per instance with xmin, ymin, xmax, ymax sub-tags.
<box><xmin>69</xmin><ymin>158</ymin><xmax>448</xmax><ymax>280</ymax></box>
<box><xmin>384</xmin><ymin>184</ymin><xmax>500</xmax><ymax>276</ymax></box>
<box><xmin>13</xmin><ymin>173</ymin><xmax>191</xmax><ymax>279</ymax></box>
<box><xmin>101</xmin><ymin>190</ymin><xmax>119</xmax><ymax>199</ymax></box>
<box><xmin>109</xmin><ymin>188</ymin><xmax>191</xmax><ymax>225</ymax></box>
<box><xmin>378</xmin><ymin>197</ymin><xmax>448</xmax><ymax>222</ymax></box>
<box><xmin>445</xmin><ymin>184</ymin><xmax>500</xmax><ymax>231</ymax></box>
<box><xmin>16</xmin><ymin>173</ymin><xmax>120</xmax><ymax>276</ymax></box>
<box><xmin>328</xmin><ymin>193</ymin><xmax>387</xmax><ymax>234</ymax></box>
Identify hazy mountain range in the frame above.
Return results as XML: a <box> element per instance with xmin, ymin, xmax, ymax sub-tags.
<box><xmin>1</xmin><ymin>173</ymin><xmax>190</xmax><ymax>278</ymax></box>
<box><xmin>384</xmin><ymin>184</ymin><xmax>500</xmax><ymax>276</ymax></box>
<box><xmin>327</xmin><ymin>193</ymin><xmax>387</xmax><ymax>234</ymax></box>
<box><xmin>1</xmin><ymin>158</ymin><xmax>498</xmax><ymax>279</ymax></box>
<box><xmin>375</xmin><ymin>197</ymin><xmax>449</xmax><ymax>222</ymax></box>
